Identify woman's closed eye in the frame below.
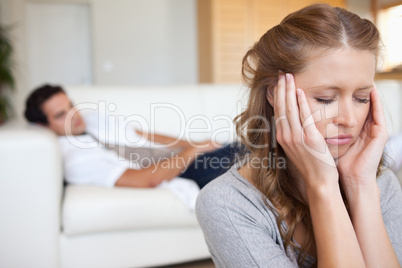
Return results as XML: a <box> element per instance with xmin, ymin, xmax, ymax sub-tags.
<box><xmin>354</xmin><ymin>97</ymin><xmax>370</xmax><ymax>104</ymax></box>
<box><xmin>314</xmin><ymin>96</ymin><xmax>370</xmax><ymax>105</ymax></box>
<box><xmin>315</xmin><ymin>97</ymin><xmax>336</xmax><ymax>105</ymax></box>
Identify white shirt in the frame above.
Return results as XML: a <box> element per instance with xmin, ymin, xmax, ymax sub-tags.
<box><xmin>59</xmin><ymin>111</ymin><xmax>142</xmax><ymax>187</ymax></box>
<box><xmin>59</xmin><ymin>135</ymin><xmax>134</xmax><ymax>187</ymax></box>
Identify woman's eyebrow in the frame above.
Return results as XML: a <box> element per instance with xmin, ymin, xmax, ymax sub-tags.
<box><xmin>357</xmin><ymin>85</ymin><xmax>374</xmax><ymax>90</ymax></box>
<box><xmin>305</xmin><ymin>85</ymin><xmax>340</xmax><ymax>91</ymax></box>
<box><xmin>306</xmin><ymin>85</ymin><xmax>374</xmax><ymax>91</ymax></box>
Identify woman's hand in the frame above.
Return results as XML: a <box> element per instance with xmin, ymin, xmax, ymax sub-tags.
<box><xmin>273</xmin><ymin>73</ymin><xmax>338</xmax><ymax>189</ymax></box>
<box><xmin>336</xmin><ymin>89</ymin><xmax>400</xmax><ymax>268</ymax></box>
<box><xmin>337</xmin><ymin>87</ymin><xmax>388</xmax><ymax>192</ymax></box>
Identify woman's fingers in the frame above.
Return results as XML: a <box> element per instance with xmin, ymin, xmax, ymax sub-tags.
<box><xmin>297</xmin><ymin>88</ymin><xmax>335</xmax><ymax>167</ymax></box>
<box><xmin>275</xmin><ymin>73</ymin><xmax>323</xmax><ymax>149</ymax></box>
<box><xmin>274</xmin><ymin>74</ymin><xmax>290</xmax><ymax>134</ymax></box>
<box><xmin>274</xmin><ymin>73</ymin><xmax>336</xmax><ymax>172</ymax></box>
<box><xmin>285</xmin><ymin>73</ymin><xmax>302</xmax><ymax>133</ymax></box>
<box><xmin>368</xmin><ymin>87</ymin><xmax>388</xmax><ymax>146</ymax></box>
<box><xmin>297</xmin><ymin>88</ymin><xmax>321</xmax><ymax>137</ymax></box>
<box><xmin>370</xmin><ymin>87</ymin><xmax>387</xmax><ymax>128</ymax></box>
<box><xmin>274</xmin><ymin>74</ymin><xmax>286</xmax><ymax>117</ymax></box>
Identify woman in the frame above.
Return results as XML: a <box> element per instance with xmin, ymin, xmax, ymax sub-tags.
<box><xmin>195</xmin><ymin>4</ymin><xmax>402</xmax><ymax>268</ymax></box>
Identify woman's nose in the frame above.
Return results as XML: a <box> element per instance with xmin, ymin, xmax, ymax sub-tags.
<box><xmin>331</xmin><ymin>100</ymin><xmax>357</xmax><ymax>128</ymax></box>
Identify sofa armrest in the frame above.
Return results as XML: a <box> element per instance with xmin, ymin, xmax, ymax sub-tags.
<box><xmin>0</xmin><ymin>121</ymin><xmax>63</xmax><ymax>268</ymax></box>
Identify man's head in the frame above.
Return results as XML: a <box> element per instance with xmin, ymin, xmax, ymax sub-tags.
<box><xmin>25</xmin><ymin>84</ymin><xmax>86</xmax><ymax>135</ymax></box>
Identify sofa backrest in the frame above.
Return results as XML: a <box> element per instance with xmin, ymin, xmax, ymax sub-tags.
<box><xmin>65</xmin><ymin>84</ymin><xmax>248</xmax><ymax>144</ymax></box>
<box><xmin>376</xmin><ymin>80</ymin><xmax>402</xmax><ymax>135</ymax></box>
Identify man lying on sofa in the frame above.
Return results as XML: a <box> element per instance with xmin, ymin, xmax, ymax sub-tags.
<box><xmin>24</xmin><ymin>84</ymin><xmax>244</xmax><ymax>189</ymax></box>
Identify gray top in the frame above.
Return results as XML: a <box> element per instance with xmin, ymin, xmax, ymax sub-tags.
<box><xmin>196</xmin><ymin>165</ymin><xmax>402</xmax><ymax>268</ymax></box>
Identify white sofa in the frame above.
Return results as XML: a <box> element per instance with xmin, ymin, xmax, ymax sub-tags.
<box><xmin>0</xmin><ymin>84</ymin><xmax>246</xmax><ymax>268</ymax></box>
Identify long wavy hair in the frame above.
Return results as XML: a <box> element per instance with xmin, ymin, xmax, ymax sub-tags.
<box><xmin>235</xmin><ymin>4</ymin><xmax>381</xmax><ymax>266</ymax></box>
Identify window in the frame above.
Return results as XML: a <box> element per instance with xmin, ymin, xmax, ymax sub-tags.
<box><xmin>377</xmin><ymin>4</ymin><xmax>402</xmax><ymax>72</ymax></box>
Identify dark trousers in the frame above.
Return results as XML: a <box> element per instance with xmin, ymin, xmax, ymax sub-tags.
<box><xmin>180</xmin><ymin>142</ymin><xmax>247</xmax><ymax>188</ymax></box>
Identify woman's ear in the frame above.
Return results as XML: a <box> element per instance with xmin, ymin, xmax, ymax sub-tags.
<box><xmin>266</xmin><ymin>86</ymin><xmax>274</xmax><ymax>107</ymax></box>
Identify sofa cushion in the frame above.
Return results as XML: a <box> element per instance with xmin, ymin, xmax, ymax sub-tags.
<box><xmin>62</xmin><ymin>185</ymin><xmax>199</xmax><ymax>236</ymax></box>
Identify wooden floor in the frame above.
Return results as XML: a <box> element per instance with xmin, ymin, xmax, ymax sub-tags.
<box><xmin>160</xmin><ymin>259</ymin><xmax>214</xmax><ymax>268</ymax></box>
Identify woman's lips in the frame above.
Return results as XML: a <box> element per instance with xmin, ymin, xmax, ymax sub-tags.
<box><xmin>325</xmin><ymin>134</ymin><xmax>353</xmax><ymax>145</ymax></box>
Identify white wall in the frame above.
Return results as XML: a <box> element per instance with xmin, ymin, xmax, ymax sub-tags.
<box><xmin>0</xmin><ymin>0</ymin><xmax>198</xmax><ymax>121</ymax></box>
<box><xmin>92</xmin><ymin>0</ymin><xmax>197</xmax><ymax>85</ymax></box>
<box><xmin>26</xmin><ymin>3</ymin><xmax>92</xmax><ymax>89</ymax></box>
<box><xmin>376</xmin><ymin>81</ymin><xmax>402</xmax><ymax>135</ymax></box>
<box><xmin>347</xmin><ymin>0</ymin><xmax>372</xmax><ymax>20</ymax></box>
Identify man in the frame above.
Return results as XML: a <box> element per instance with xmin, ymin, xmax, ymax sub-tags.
<box><xmin>25</xmin><ymin>84</ymin><xmax>243</xmax><ymax>189</ymax></box>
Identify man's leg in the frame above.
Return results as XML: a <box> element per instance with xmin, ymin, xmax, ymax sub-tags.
<box><xmin>180</xmin><ymin>142</ymin><xmax>247</xmax><ymax>188</ymax></box>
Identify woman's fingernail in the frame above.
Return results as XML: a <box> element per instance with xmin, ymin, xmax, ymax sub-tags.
<box><xmin>297</xmin><ymin>88</ymin><xmax>302</xmax><ymax>96</ymax></box>
<box><xmin>286</xmin><ymin>73</ymin><xmax>291</xmax><ymax>82</ymax></box>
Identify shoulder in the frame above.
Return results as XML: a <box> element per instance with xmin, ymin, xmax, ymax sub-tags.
<box><xmin>197</xmin><ymin>167</ymin><xmax>262</xmax><ymax>211</ymax></box>
<box><xmin>377</xmin><ymin>169</ymin><xmax>402</xmax><ymax>216</ymax></box>
<box><xmin>196</xmin><ymin>166</ymin><xmax>277</xmax><ymax>230</ymax></box>
<box><xmin>195</xmin><ymin>167</ymin><xmax>300</xmax><ymax>267</ymax></box>
<box><xmin>377</xmin><ymin>169</ymin><xmax>402</xmax><ymax>201</ymax></box>
<box><xmin>377</xmin><ymin>169</ymin><xmax>402</xmax><ymax>264</ymax></box>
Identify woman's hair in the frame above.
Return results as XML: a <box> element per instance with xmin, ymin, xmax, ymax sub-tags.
<box><xmin>235</xmin><ymin>4</ymin><xmax>380</xmax><ymax>266</ymax></box>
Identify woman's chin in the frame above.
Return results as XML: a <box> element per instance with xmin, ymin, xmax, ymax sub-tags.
<box><xmin>329</xmin><ymin>146</ymin><xmax>349</xmax><ymax>159</ymax></box>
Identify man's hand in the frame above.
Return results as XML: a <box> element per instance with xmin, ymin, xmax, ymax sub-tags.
<box><xmin>192</xmin><ymin>140</ymin><xmax>223</xmax><ymax>154</ymax></box>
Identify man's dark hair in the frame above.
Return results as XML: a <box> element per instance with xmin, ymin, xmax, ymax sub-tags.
<box><xmin>24</xmin><ymin>84</ymin><xmax>65</xmax><ymax>124</ymax></box>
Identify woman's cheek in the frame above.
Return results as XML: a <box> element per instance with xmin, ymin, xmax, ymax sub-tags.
<box><xmin>308</xmin><ymin>103</ymin><xmax>326</xmax><ymax>126</ymax></box>
<box><xmin>312</xmin><ymin>106</ymin><xmax>324</xmax><ymax>123</ymax></box>
<box><xmin>304</xmin><ymin>97</ymin><xmax>332</xmax><ymax>137</ymax></box>
<box><xmin>363</xmin><ymin>105</ymin><xmax>371</xmax><ymax>122</ymax></box>
<box><xmin>310</xmin><ymin>104</ymin><xmax>331</xmax><ymax>138</ymax></box>
<box><xmin>356</xmin><ymin>105</ymin><xmax>371</xmax><ymax>131</ymax></box>
<box><xmin>304</xmin><ymin>97</ymin><xmax>320</xmax><ymax>123</ymax></box>
<box><xmin>324</xmin><ymin>101</ymin><xmax>339</xmax><ymax>120</ymax></box>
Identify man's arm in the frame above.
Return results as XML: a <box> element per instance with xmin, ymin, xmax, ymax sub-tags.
<box><xmin>115</xmin><ymin>145</ymin><xmax>216</xmax><ymax>188</ymax></box>
<box><xmin>136</xmin><ymin>130</ymin><xmax>191</xmax><ymax>149</ymax></box>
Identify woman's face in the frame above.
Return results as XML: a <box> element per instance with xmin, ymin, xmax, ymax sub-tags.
<box><xmin>294</xmin><ymin>48</ymin><xmax>376</xmax><ymax>159</ymax></box>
